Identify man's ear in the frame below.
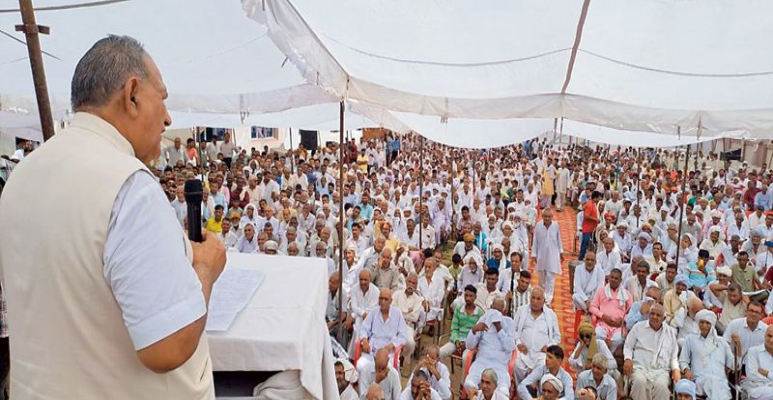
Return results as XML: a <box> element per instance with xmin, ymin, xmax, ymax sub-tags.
<box><xmin>124</xmin><ymin>77</ymin><xmax>140</xmax><ymax>117</ymax></box>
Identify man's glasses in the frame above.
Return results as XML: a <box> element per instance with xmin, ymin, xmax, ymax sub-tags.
<box><xmin>580</xmin><ymin>334</ymin><xmax>592</xmax><ymax>340</ymax></box>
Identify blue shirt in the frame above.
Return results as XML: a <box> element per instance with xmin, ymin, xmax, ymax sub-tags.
<box><xmin>359</xmin><ymin>203</ymin><xmax>374</xmax><ymax>222</ymax></box>
<box><xmin>486</xmin><ymin>259</ymin><xmax>510</xmax><ymax>272</ymax></box>
<box><xmin>626</xmin><ymin>299</ymin><xmax>649</xmax><ymax>331</ymax></box>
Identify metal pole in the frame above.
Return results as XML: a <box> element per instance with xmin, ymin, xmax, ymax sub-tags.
<box><xmin>289</xmin><ymin>128</ymin><xmax>294</xmax><ymax>173</ymax></box>
<box><xmin>16</xmin><ymin>0</ymin><xmax>55</xmax><ymax>142</ymax></box>
<box><xmin>451</xmin><ymin>155</ymin><xmax>456</xmax><ymax>242</ymax></box>
<box><xmin>674</xmin><ymin>143</ymin><xmax>691</xmax><ymax>274</ymax></box>
<box><xmin>337</xmin><ymin>101</ymin><xmax>345</xmax><ymax>344</ymax></box>
<box><xmin>419</xmin><ymin>135</ymin><xmax>424</xmax><ymax>249</ymax></box>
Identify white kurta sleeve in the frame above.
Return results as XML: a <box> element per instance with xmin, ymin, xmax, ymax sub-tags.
<box><xmin>103</xmin><ymin>171</ymin><xmax>206</xmax><ymax>350</ymax></box>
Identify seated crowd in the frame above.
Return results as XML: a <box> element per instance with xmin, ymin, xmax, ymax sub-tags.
<box><xmin>149</xmin><ymin>132</ymin><xmax>773</xmax><ymax>399</ymax></box>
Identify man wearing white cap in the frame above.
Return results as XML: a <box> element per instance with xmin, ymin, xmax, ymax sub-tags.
<box><xmin>537</xmin><ymin>374</ymin><xmax>563</xmax><ymax>400</ymax></box>
<box><xmin>611</xmin><ymin>222</ymin><xmax>633</xmax><ymax>262</ymax></box>
<box><xmin>673</xmin><ymin>379</ymin><xmax>696</xmax><ymax>400</ymax></box>
<box><xmin>679</xmin><ymin>309</ymin><xmax>733</xmax><ymax>400</ymax></box>
<box><xmin>334</xmin><ymin>358</ymin><xmax>359</xmax><ymax>400</ymax></box>
<box><xmin>630</xmin><ymin>232</ymin><xmax>653</xmax><ymax>260</ymax></box>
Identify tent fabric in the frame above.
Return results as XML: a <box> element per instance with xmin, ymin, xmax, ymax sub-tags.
<box><xmin>377</xmin><ymin>110</ymin><xmax>718</xmax><ymax>149</ymax></box>
<box><xmin>245</xmin><ymin>0</ymin><xmax>773</xmax><ymax>137</ymax></box>
<box><xmin>0</xmin><ymin>0</ymin><xmax>335</xmax><ymax>117</ymax></box>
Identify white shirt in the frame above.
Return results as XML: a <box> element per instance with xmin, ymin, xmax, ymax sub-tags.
<box><xmin>723</xmin><ymin>318</ymin><xmax>768</xmax><ymax>362</ymax></box>
<box><xmin>623</xmin><ymin>322</ymin><xmax>679</xmax><ymax>372</ymax></box>
<box><xmin>104</xmin><ymin>172</ymin><xmax>206</xmax><ymax>350</ymax></box>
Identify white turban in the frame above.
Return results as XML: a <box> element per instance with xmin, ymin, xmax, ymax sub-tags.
<box><xmin>695</xmin><ymin>309</ymin><xmax>719</xmax><ymax>365</ymax></box>
<box><xmin>464</xmin><ymin>252</ymin><xmax>483</xmax><ymax>267</ymax></box>
<box><xmin>540</xmin><ymin>373</ymin><xmax>563</xmax><ymax>393</ymax></box>
<box><xmin>335</xmin><ymin>358</ymin><xmax>358</xmax><ymax>383</ymax></box>
<box><xmin>716</xmin><ymin>266</ymin><xmax>732</xmax><ymax>277</ymax></box>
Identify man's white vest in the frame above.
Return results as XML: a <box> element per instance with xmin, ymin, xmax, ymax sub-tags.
<box><xmin>0</xmin><ymin>113</ymin><xmax>213</xmax><ymax>399</ymax></box>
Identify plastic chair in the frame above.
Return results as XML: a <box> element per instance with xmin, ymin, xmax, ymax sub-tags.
<box><xmin>573</xmin><ymin>309</ymin><xmax>586</xmax><ymax>340</ymax></box>
<box><xmin>352</xmin><ymin>338</ymin><xmax>402</xmax><ymax>370</ymax></box>
<box><xmin>459</xmin><ymin>348</ymin><xmax>518</xmax><ymax>399</ymax></box>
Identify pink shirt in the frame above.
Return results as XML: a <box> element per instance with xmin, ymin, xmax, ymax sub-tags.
<box><xmin>589</xmin><ymin>285</ymin><xmax>633</xmax><ymax>335</ymax></box>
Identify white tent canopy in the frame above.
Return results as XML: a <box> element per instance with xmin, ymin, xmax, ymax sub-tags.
<box><xmin>0</xmin><ymin>0</ymin><xmax>347</xmax><ymax>129</ymax></box>
<box><xmin>245</xmin><ymin>0</ymin><xmax>773</xmax><ymax>138</ymax></box>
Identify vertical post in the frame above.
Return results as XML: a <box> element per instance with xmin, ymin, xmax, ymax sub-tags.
<box><xmin>337</xmin><ymin>101</ymin><xmax>345</xmax><ymax>344</ymax></box>
<box><xmin>451</xmin><ymin>155</ymin><xmax>456</xmax><ymax>242</ymax></box>
<box><xmin>419</xmin><ymin>135</ymin><xmax>424</xmax><ymax>249</ymax></box>
<box><xmin>17</xmin><ymin>0</ymin><xmax>54</xmax><ymax>142</ymax></box>
<box><xmin>289</xmin><ymin>128</ymin><xmax>294</xmax><ymax>173</ymax></box>
<box><xmin>674</xmin><ymin>143</ymin><xmax>691</xmax><ymax>274</ymax></box>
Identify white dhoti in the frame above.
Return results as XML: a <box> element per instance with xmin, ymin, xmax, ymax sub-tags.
<box><xmin>253</xmin><ymin>370</ymin><xmax>312</xmax><ymax>400</ymax></box>
<box><xmin>538</xmin><ymin>270</ymin><xmax>556</xmax><ymax>304</ymax></box>
<box><xmin>403</xmin><ymin>325</ymin><xmax>416</xmax><ymax>361</ymax></box>
<box><xmin>572</xmin><ymin>293</ymin><xmax>590</xmax><ymax>312</ymax></box>
<box><xmin>747</xmin><ymin>386</ymin><xmax>773</xmax><ymax>400</ymax></box>
<box><xmin>514</xmin><ymin>351</ymin><xmax>545</xmax><ymax>383</ymax></box>
<box><xmin>594</xmin><ymin>327</ymin><xmax>624</xmax><ymax>352</ymax></box>
<box><xmin>629</xmin><ymin>368</ymin><xmax>670</xmax><ymax>400</ymax></box>
<box><xmin>696</xmin><ymin>375</ymin><xmax>731</xmax><ymax>400</ymax></box>
<box><xmin>556</xmin><ymin>191</ymin><xmax>566</xmax><ymax>210</ymax></box>
<box><xmin>464</xmin><ymin>360</ymin><xmax>510</xmax><ymax>396</ymax></box>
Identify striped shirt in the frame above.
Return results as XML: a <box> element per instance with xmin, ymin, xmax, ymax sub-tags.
<box><xmin>510</xmin><ymin>287</ymin><xmax>532</xmax><ymax>316</ymax></box>
<box><xmin>450</xmin><ymin>305</ymin><xmax>484</xmax><ymax>344</ymax></box>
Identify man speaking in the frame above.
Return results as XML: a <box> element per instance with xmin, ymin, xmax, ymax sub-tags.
<box><xmin>0</xmin><ymin>36</ymin><xmax>226</xmax><ymax>399</ymax></box>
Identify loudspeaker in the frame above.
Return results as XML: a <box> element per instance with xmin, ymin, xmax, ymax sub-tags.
<box><xmin>299</xmin><ymin>130</ymin><xmax>318</xmax><ymax>152</ymax></box>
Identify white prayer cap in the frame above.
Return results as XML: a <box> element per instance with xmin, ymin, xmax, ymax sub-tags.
<box><xmin>502</xmin><ymin>221</ymin><xmax>514</xmax><ymax>230</ymax></box>
<box><xmin>696</xmin><ymin>309</ymin><xmax>717</xmax><ymax>327</ymax></box>
<box><xmin>464</xmin><ymin>252</ymin><xmax>483</xmax><ymax>267</ymax></box>
<box><xmin>335</xmin><ymin>358</ymin><xmax>359</xmax><ymax>383</ymax></box>
<box><xmin>540</xmin><ymin>374</ymin><xmax>563</xmax><ymax>393</ymax></box>
<box><xmin>264</xmin><ymin>240</ymin><xmax>278</xmax><ymax>251</ymax></box>
<box><xmin>716</xmin><ymin>266</ymin><xmax>732</xmax><ymax>277</ymax></box>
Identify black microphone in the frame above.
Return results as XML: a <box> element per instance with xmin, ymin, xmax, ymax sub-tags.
<box><xmin>184</xmin><ymin>179</ymin><xmax>203</xmax><ymax>242</ymax></box>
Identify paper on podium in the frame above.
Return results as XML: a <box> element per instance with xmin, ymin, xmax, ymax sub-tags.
<box><xmin>206</xmin><ymin>260</ymin><xmax>265</xmax><ymax>332</ymax></box>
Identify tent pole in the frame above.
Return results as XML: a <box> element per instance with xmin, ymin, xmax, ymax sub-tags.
<box><xmin>674</xmin><ymin>142</ymin><xmax>691</xmax><ymax>274</ymax></box>
<box><xmin>419</xmin><ymin>135</ymin><xmax>424</xmax><ymax>249</ymax></box>
<box><xmin>451</xmin><ymin>154</ymin><xmax>456</xmax><ymax>242</ymax></box>
<box><xmin>337</xmin><ymin>101</ymin><xmax>345</xmax><ymax>345</ymax></box>
<box><xmin>16</xmin><ymin>0</ymin><xmax>54</xmax><ymax>142</ymax></box>
<box><xmin>289</xmin><ymin>128</ymin><xmax>294</xmax><ymax>173</ymax></box>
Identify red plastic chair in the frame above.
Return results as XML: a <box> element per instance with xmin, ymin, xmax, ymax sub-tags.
<box><xmin>353</xmin><ymin>338</ymin><xmax>402</xmax><ymax>370</ymax></box>
<box><xmin>573</xmin><ymin>309</ymin><xmax>586</xmax><ymax>340</ymax></box>
<box><xmin>459</xmin><ymin>348</ymin><xmax>519</xmax><ymax>399</ymax></box>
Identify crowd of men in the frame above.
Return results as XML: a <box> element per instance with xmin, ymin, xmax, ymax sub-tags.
<box><xmin>134</xmin><ymin>131</ymin><xmax>773</xmax><ymax>399</ymax></box>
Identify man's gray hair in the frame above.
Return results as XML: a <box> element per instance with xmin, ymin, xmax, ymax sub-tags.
<box><xmin>481</xmin><ymin>368</ymin><xmax>498</xmax><ymax>385</ymax></box>
<box><xmin>71</xmin><ymin>35</ymin><xmax>149</xmax><ymax>109</ymax></box>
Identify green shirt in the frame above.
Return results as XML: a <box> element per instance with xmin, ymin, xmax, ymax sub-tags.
<box><xmin>450</xmin><ymin>304</ymin><xmax>484</xmax><ymax>344</ymax></box>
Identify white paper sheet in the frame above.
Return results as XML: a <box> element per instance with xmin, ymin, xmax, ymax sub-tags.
<box><xmin>206</xmin><ymin>267</ymin><xmax>265</xmax><ymax>332</ymax></box>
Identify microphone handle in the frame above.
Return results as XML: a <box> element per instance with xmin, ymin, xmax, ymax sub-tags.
<box><xmin>187</xmin><ymin>201</ymin><xmax>203</xmax><ymax>242</ymax></box>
